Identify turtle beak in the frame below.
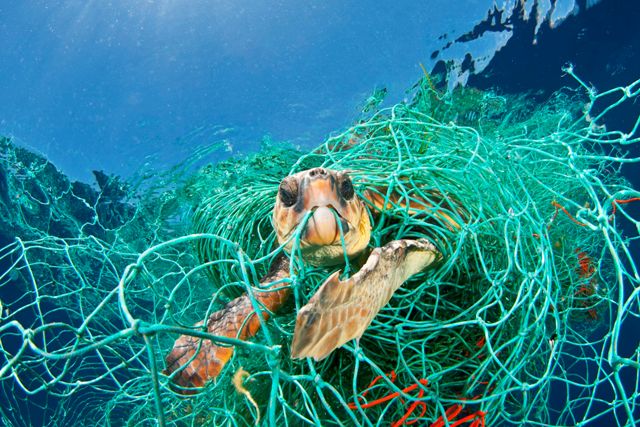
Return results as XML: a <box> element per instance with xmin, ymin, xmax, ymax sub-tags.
<box><xmin>303</xmin><ymin>206</ymin><xmax>349</xmax><ymax>246</ymax></box>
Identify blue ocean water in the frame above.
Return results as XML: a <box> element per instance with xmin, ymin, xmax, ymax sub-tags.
<box><xmin>0</xmin><ymin>0</ymin><xmax>590</xmax><ymax>183</ymax></box>
<box><xmin>1</xmin><ymin>1</ymin><xmax>639</xmax><ymax>426</ymax></box>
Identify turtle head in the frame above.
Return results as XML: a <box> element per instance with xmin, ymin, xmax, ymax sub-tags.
<box><xmin>273</xmin><ymin>168</ymin><xmax>371</xmax><ymax>266</ymax></box>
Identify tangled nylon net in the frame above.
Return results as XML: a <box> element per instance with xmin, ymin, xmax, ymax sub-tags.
<box><xmin>0</xmin><ymin>69</ymin><xmax>639</xmax><ymax>426</ymax></box>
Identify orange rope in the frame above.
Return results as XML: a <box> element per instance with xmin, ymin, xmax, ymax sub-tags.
<box><xmin>610</xmin><ymin>197</ymin><xmax>640</xmax><ymax>218</ymax></box>
<box><xmin>431</xmin><ymin>405</ymin><xmax>486</xmax><ymax>427</ymax></box>
<box><xmin>550</xmin><ymin>201</ymin><xmax>586</xmax><ymax>227</ymax></box>
<box><xmin>430</xmin><ymin>404</ymin><xmax>464</xmax><ymax>427</ymax></box>
<box><xmin>575</xmin><ymin>249</ymin><xmax>595</xmax><ymax>278</ymax></box>
<box><xmin>391</xmin><ymin>390</ymin><xmax>427</xmax><ymax>427</ymax></box>
<box><xmin>350</xmin><ymin>372</ymin><xmax>488</xmax><ymax>426</ymax></box>
<box><xmin>450</xmin><ymin>411</ymin><xmax>487</xmax><ymax>427</ymax></box>
<box><xmin>353</xmin><ymin>379</ymin><xmax>428</xmax><ymax>410</ymax></box>
<box><xmin>348</xmin><ymin>371</ymin><xmax>397</xmax><ymax>409</ymax></box>
<box><xmin>349</xmin><ymin>374</ymin><xmax>429</xmax><ymax>426</ymax></box>
<box><xmin>469</xmin><ymin>413</ymin><xmax>487</xmax><ymax>427</ymax></box>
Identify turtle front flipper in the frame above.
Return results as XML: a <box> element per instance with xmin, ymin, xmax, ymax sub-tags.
<box><xmin>164</xmin><ymin>255</ymin><xmax>290</xmax><ymax>392</ymax></box>
<box><xmin>290</xmin><ymin>239</ymin><xmax>439</xmax><ymax>361</ymax></box>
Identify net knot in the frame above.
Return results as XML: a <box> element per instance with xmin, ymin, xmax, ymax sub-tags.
<box><xmin>266</xmin><ymin>347</ymin><xmax>281</xmax><ymax>368</ymax></box>
<box><xmin>131</xmin><ymin>319</ymin><xmax>142</xmax><ymax>335</ymax></box>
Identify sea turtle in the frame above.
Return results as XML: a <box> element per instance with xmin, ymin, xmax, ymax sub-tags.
<box><xmin>165</xmin><ymin>167</ymin><xmax>461</xmax><ymax>390</ymax></box>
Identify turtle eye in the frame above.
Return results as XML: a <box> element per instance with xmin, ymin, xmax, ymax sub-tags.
<box><xmin>340</xmin><ymin>177</ymin><xmax>355</xmax><ymax>200</ymax></box>
<box><xmin>278</xmin><ymin>178</ymin><xmax>298</xmax><ymax>207</ymax></box>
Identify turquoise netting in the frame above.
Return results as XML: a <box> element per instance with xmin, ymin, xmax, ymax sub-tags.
<box><xmin>0</xmin><ymin>69</ymin><xmax>639</xmax><ymax>426</ymax></box>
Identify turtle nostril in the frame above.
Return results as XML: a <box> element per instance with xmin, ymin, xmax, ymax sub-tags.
<box><xmin>309</xmin><ymin>167</ymin><xmax>327</xmax><ymax>177</ymax></box>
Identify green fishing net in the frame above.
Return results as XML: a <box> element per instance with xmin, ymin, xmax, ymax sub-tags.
<box><xmin>1</xmin><ymin>69</ymin><xmax>639</xmax><ymax>426</ymax></box>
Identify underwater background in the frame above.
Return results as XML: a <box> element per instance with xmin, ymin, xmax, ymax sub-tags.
<box><xmin>1</xmin><ymin>1</ymin><xmax>639</xmax><ymax>426</ymax></box>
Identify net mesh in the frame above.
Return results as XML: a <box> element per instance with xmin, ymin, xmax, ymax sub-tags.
<box><xmin>1</xmin><ymin>69</ymin><xmax>639</xmax><ymax>426</ymax></box>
